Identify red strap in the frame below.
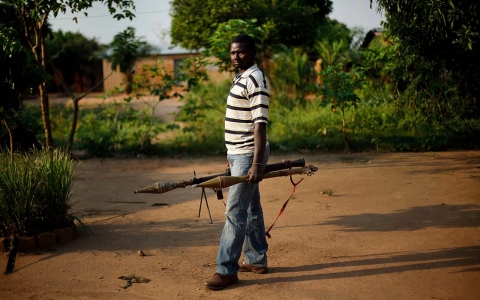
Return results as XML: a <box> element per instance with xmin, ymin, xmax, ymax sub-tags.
<box><xmin>265</xmin><ymin>177</ymin><xmax>303</xmax><ymax>238</ymax></box>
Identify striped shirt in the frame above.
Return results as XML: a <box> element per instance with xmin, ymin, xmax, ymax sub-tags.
<box><xmin>225</xmin><ymin>64</ymin><xmax>270</xmax><ymax>154</ymax></box>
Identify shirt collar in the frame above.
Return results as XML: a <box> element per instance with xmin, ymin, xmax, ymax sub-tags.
<box><xmin>238</xmin><ymin>64</ymin><xmax>259</xmax><ymax>79</ymax></box>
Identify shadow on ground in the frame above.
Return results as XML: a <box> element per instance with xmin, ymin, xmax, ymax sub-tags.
<box><xmin>319</xmin><ymin>204</ymin><xmax>480</xmax><ymax>232</ymax></box>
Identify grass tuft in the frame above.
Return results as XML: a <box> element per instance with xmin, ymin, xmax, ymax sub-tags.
<box><xmin>321</xmin><ymin>188</ymin><xmax>334</xmax><ymax>196</ymax></box>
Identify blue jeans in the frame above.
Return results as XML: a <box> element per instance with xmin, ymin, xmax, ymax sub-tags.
<box><xmin>216</xmin><ymin>147</ymin><xmax>270</xmax><ymax>275</ymax></box>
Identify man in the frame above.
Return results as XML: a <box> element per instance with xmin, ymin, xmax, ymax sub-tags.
<box><xmin>204</xmin><ymin>34</ymin><xmax>271</xmax><ymax>290</ymax></box>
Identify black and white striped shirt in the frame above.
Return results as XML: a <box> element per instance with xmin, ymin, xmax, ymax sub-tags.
<box><xmin>225</xmin><ymin>64</ymin><xmax>270</xmax><ymax>154</ymax></box>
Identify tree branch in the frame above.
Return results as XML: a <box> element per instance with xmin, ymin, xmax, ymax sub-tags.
<box><xmin>76</xmin><ymin>71</ymin><xmax>114</xmax><ymax>102</ymax></box>
<box><xmin>17</xmin><ymin>5</ymin><xmax>34</xmax><ymax>50</ymax></box>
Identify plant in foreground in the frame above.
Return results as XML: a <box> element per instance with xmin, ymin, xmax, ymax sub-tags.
<box><xmin>0</xmin><ymin>148</ymin><xmax>89</xmax><ymax>237</ymax></box>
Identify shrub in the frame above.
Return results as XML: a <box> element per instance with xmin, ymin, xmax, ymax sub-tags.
<box><xmin>0</xmin><ymin>148</ymin><xmax>77</xmax><ymax>236</ymax></box>
<box><xmin>163</xmin><ymin>81</ymin><xmax>228</xmax><ymax>156</ymax></box>
<box><xmin>45</xmin><ymin>100</ymin><xmax>167</xmax><ymax>157</ymax></box>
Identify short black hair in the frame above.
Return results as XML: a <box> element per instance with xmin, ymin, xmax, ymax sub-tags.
<box><xmin>231</xmin><ymin>34</ymin><xmax>256</xmax><ymax>52</ymax></box>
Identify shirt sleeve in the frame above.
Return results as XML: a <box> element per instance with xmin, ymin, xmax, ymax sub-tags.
<box><xmin>245</xmin><ymin>71</ymin><xmax>270</xmax><ymax>124</ymax></box>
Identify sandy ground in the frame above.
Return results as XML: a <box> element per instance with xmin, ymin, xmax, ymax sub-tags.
<box><xmin>1</xmin><ymin>151</ymin><xmax>479</xmax><ymax>299</ymax></box>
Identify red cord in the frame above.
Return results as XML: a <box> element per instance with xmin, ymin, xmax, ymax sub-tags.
<box><xmin>265</xmin><ymin>167</ymin><xmax>304</xmax><ymax>238</ymax></box>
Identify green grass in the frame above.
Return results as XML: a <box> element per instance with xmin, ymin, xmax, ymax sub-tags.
<box><xmin>0</xmin><ymin>148</ymin><xmax>78</xmax><ymax>236</ymax></box>
<box><xmin>321</xmin><ymin>188</ymin><xmax>334</xmax><ymax>196</ymax></box>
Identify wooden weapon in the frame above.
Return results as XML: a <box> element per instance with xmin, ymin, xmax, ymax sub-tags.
<box><xmin>192</xmin><ymin>165</ymin><xmax>318</xmax><ymax>189</ymax></box>
<box><xmin>133</xmin><ymin>157</ymin><xmax>306</xmax><ymax>194</ymax></box>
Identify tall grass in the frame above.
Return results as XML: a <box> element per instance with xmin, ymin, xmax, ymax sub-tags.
<box><xmin>0</xmin><ymin>148</ymin><xmax>77</xmax><ymax>236</ymax></box>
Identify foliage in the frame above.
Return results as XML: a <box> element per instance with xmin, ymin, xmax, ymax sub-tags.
<box><xmin>0</xmin><ymin>148</ymin><xmax>77</xmax><ymax>237</ymax></box>
<box><xmin>318</xmin><ymin>65</ymin><xmax>363</xmax><ymax>149</ymax></box>
<box><xmin>55</xmin><ymin>25</ymin><xmax>149</xmax><ymax>155</ymax></box>
<box><xmin>6</xmin><ymin>0</ymin><xmax>478</xmax><ymax>156</ymax></box>
<box><xmin>315</xmin><ymin>39</ymin><xmax>350</xmax><ymax>69</ymax></box>
<box><xmin>26</xmin><ymin>80</ymin><xmax>479</xmax><ymax>158</ymax></box>
<box><xmin>177</xmin><ymin>55</ymin><xmax>210</xmax><ymax>90</ymax></box>
<box><xmin>108</xmin><ymin>27</ymin><xmax>153</xmax><ymax>94</ymax></box>
<box><xmin>205</xmin><ymin>19</ymin><xmax>271</xmax><ymax>72</ymax></box>
<box><xmin>269</xmin><ymin>47</ymin><xmax>316</xmax><ymax>107</ymax></box>
<box><xmin>357</xmin><ymin>33</ymin><xmax>479</xmax><ymax>145</ymax></box>
<box><xmin>42</xmin><ymin>54</ymin><xmax>209</xmax><ymax>157</ymax></box>
<box><xmin>0</xmin><ymin>4</ymin><xmax>43</xmax><ymax>150</ymax></box>
<box><xmin>127</xmin><ymin>61</ymin><xmax>183</xmax><ymax>150</ymax></box>
<box><xmin>2</xmin><ymin>0</ymin><xmax>136</xmax><ymax>148</ymax></box>
<box><xmin>170</xmin><ymin>0</ymin><xmax>333</xmax><ymax>51</ymax></box>
<box><xmin>314</xmin><ymin>18</ymin><xmax>354</xmax><ymax>68</ymax></box>
<box><xmin>0</xmin><ymin>106</ymin><xmax>43</xmax><ymax>151</ymax></box>
<box><xmin>0</xmin><ymin>2</ymin><xmax>41</xmax><ymax>106</ymax></box>
<box><xmin>46</xmin><ymin>30</ymin><xmax>104</xmax><ymax>93</ymax></box>
<box><xmin>269</xmin><ymin>97</ymin><xmax>479</xmax><ymax>153</ymax></box>
<box><xmin>169</xmin><ymin>81</ymin><xmax>228</xmax><ymax>156</ymax></box>
<box><xmin>46</xmin><ymin>100</ymin><xmax>166</xmax><ymax>157</ymax></box>
<box><xmin>375</xmin><ymin>0</ymin><xmax>480</xmax><ymax>111</ymax></box>
<box><xmin>316</xmin><ymin>18</ymin><xmax>353</xmax><ymax>49</ymax></box>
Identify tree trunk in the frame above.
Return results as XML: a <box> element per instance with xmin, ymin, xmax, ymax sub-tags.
<box><xmin>435</xmin><ymin>96</ymin><xmax>450</xmax><ymax>145</ymax></box>
<box><xmin>39</xmin><ymin>82</ymin><xmax>54</xmax><ymax>149</ymax></box>
<box><xmin>37</xmin><ymin>29</ymin><xmax>54</xmax><ymax>149</ymax></box>
<box><xmin>125</xmin><ymin>72</ymin><xmax>133</xmax><ymax>94</ymax></box>
<box><xmin>64</xmin><ymin>71</ymin><xmax>113</xmax><ymax>154</ymax></box>
<box><xmin>66</xmin><ymin>99</ymin><xmax>80</xmax><ymax>154</ymax></box>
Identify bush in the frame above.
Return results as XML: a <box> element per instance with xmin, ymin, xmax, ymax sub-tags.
<box><xmin>0</xmin><ymin>106</ymin><xmax>43</xmax><ymax>151</ymax></box>
<box><xmin>268</xmin><ymin>95</ymin><xmax>473</xmax><ymax>153</ymax></box>
<box><xmin>45</xmin><ymin>100</ymin><xmax>167</xmax><ymax>157</ymax></box>
<box><xmin>30</xmin><ymin>79</ymin><xmax>478</xmax><ymax>157</ymax></box>
<box><xmin>161</xmin><ymin>81</ymin><xmax>228</xmax><ymax>156</ymax></box>
<box><xmin>0</xmin><ymin>148</ymin><xmax>77</xmax><ymax>236</ymax></box>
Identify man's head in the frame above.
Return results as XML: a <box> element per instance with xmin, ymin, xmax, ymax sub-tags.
<box><xmin>230</xmin><ymin>34</ymin><xmax>256</xmax><ymax>72</ymax></box>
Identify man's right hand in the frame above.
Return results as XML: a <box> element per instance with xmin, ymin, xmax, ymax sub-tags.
<box><xmin>247</xmin><ymin>164</ymin><xmax>263</xmax><ymax>183</ymax></box>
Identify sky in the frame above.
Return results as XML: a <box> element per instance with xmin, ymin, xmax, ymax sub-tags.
<box><xmin>49</xmin><ymin>0</ymin><xmax>385</xmax><ymax>50</ymax></box>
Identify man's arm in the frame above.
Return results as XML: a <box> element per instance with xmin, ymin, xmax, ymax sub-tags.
<box><xmin>248</xmin><ymin>122</ymin><xmax>267</xmax><ymax>183</ymax></box>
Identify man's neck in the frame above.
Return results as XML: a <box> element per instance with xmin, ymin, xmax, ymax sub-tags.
<box><xmin>238</xmin><ymin>63</ymin><xmax>254</xmax><ymax>73</ymax></box>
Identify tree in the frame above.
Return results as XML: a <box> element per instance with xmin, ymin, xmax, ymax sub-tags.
<box><xmin>108</xmin><ymin>27</ymin><xmax>152</xmax><ymax>94</ymax></box>
<box><xmin>2</xmin><ymin>0</ymin><xmax>135</xmax><ymax>149</ymax></box>
<box><xmin>315</xmin><ymin>19</ymin><xmax>353</xmax><ymax>68</ymax></box>
<box><xmin>319</xmin><ymin>64</ymin><xmax>363</xmax><ymax>150</ymax></box>
<box><xmin>170</xmin><ymin>0</ymin><xmax>333</xmax><ymax>51</ymax></box>
<box><xmin>316</xmin><ymin>18</ymin><xmax>352</xmax><ymax>48</ymax></box>
<box><xmin>46</xmin><ymin>30</ymin><xmax>104</xmax><ymax>93</ymax></box>
<box><xmin>55</xmin><ymin>28</ymin><xmax>152</xmax><ymax>155</ymax></box>
<box><xmin>315</xmin><ymin>40</ymin><xmax>350</xmax><ymax>68</ymax></box>
<box><xmin>205</xmin><ymin>19</ymin><xmax>271</xmax><ymax>72</ymax></box>
<box><xmin>374</xmin><ymin>0</ymin><xmax>480</xmax><ymax>113</ymax></box>
<box><xmin>270</xmin><ymin>47</ymin><xmax>316</xmax><ymax>106</ymax></box>
<box><xmin>1</xmin><ymin>3</ymin><xmax>43</xmax><ymax>151</ymax></box>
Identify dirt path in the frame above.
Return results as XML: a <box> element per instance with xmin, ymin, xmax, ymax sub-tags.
<box><xmin>24</xmin><ymin>94</ymin><xmax>182</xmax><ymax>123</ymax></box>
<box><xmin>1</xmin><ymin>151</ymin><xmax>479</xmax><ymax>299</ymax></box>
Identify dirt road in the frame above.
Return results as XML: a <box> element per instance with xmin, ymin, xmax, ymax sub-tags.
<box><xmin>1</xmin><ymin>151</ymin><xmax>479</xmax><ymax>299</ymax></box>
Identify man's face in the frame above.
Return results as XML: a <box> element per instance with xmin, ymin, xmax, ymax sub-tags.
<box><xmin>230</xmin><ymin>42</ymin><xmax>255</xmax><ymax>71</ymax></box>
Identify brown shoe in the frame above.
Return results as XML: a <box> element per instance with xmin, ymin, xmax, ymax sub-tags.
<box><xmin>204</xmin><ymin>273</ymin><xmax>238</xmax><ymax>290</ymax></box>
<box><xmin>239</xmin><ymin>262</ymin><xmax>268</xmax><ymax>274</ymax></box>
